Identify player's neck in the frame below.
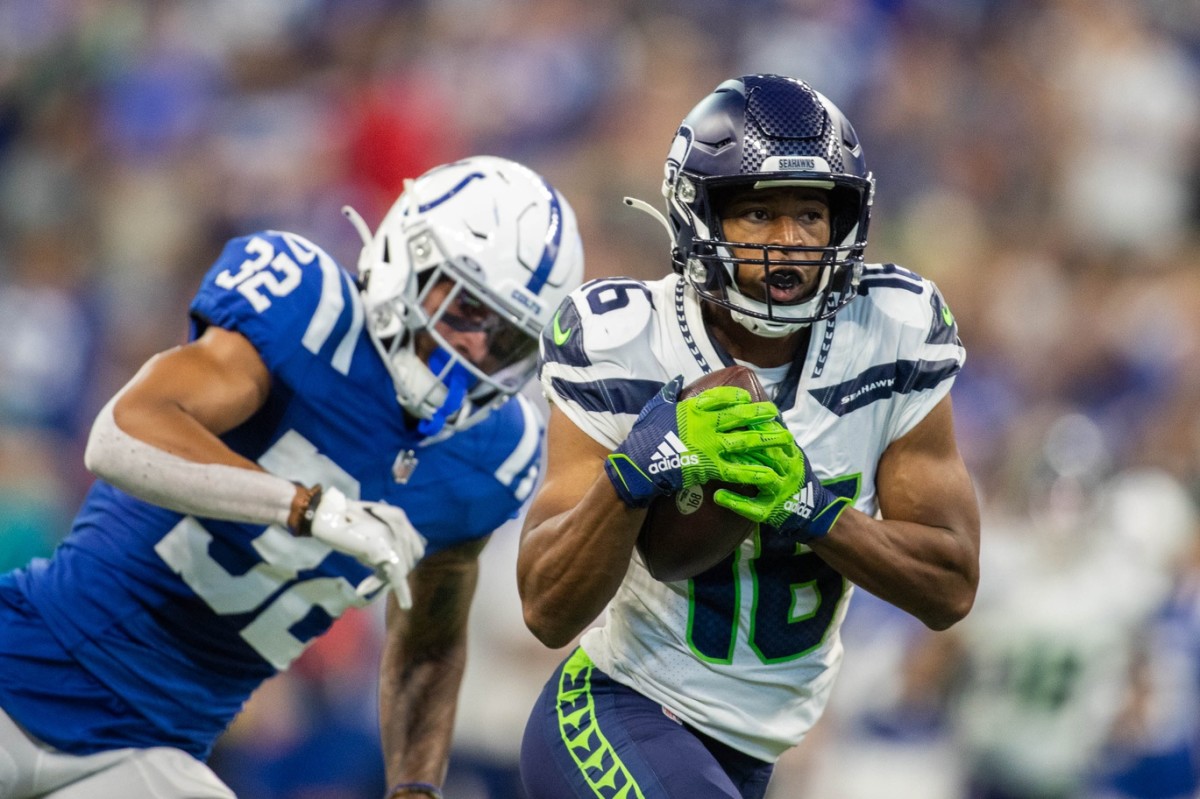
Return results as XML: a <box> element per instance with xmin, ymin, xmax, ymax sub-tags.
<box><xmin>704</xmin><ymin>305</ymin><xmax>810</xmax><ymax>368</ymax></box>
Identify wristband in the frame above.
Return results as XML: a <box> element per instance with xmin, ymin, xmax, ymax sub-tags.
<box><xmin>386</xmin><ymin>782</ymin><xmax>444</xmax><ymax>799</ymax></box>
<box><xmin>294</xmin><ymin>485</ymin><xmax>323</xmax><ymax>537</ymax></box>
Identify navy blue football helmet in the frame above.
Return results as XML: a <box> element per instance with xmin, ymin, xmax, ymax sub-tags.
<box><xmin>662</xmin><ymin>74</ymin><xmax>874</xmax><ymax>335</ymax></box>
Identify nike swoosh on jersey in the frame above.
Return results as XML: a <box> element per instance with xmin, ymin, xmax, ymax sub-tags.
<box><xmin>552</xmin><ymin>311</ymin><xmax>573</xmax><ymax>346</ymax></box>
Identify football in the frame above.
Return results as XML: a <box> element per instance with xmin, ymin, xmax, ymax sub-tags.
<box><xmin>636</xmin><ymin>365</ymin><xmax>769</xmax><ymax>582</ymax></box>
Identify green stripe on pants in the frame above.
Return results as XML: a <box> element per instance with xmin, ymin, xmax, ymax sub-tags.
<box><xmin>556</xmin><ymin>648</ymin><xmax>647</xmax><ymax>799</ymax></box>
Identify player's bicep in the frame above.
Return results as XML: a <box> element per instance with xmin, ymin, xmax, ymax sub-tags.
<box><xmin>113</xmin><ymin>326</ymin><xmax>271</xmax><ymax>443</ymax></box>
<box><xmin>876</xmin><ymin>394</ymin><xmax>979</xmax><ymax>542</ymax></box>
<box><xmin>522</xmin><ymin>405</ymin><xmax>612</xmax><ymax>533</ymax></box>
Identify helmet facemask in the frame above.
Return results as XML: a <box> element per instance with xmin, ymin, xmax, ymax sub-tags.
<box><xmin>658</xmin><ymin>75</ymin><xmax>875</xmax><ymax>336</ymax></box>
<box><xmin>350</xmin><ymin>156</ymin><xmax>584</xmax><ymax>436</ymax></box>
<box><xmin>674</xmin><ymin>172</ymin><xmax>871</xmax><ymax>336</ymax></box>
<box><xmin>363</xmin><ymin>227</ymin><xmax>544</xmax><ymax>436</ymax></box>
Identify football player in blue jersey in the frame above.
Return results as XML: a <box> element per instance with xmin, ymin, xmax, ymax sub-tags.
<box><xmin>0</xmin><ymin>155</ymin><xmax>583</xmax><ymax>799</ymax></box>
<box><xmin>516</xmin><ymin>75</ymin><xmax>981</xmax><ymax>797</ymax></box>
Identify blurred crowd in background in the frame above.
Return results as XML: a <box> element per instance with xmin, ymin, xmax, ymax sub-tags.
<box><xmin>4</xmin><ymin>0</ymin><xmax>1200</xmax><ymax>797</ymax></box>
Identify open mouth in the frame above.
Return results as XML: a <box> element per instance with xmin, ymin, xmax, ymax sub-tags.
<box><xmin>765</xmin><ymin>268</ymin><xmax>808</xmax><ymax>304</ymax></box>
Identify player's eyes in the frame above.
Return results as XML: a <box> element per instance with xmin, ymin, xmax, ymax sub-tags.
<box><xmin>452</xmin><ymin>294</ymin><xmax>490</xmax><ymax>319</ymax></box>
<box><xmin>444</xmin><ymin>295</ymin><xmax>500</xmax><ymax>330</ymax></box>
<box><xmin>439</xmin><ymin>295</ymin><xmax>508</xmax><ymax>338</ymax></box>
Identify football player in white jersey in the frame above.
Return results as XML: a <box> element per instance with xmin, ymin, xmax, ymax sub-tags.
<box><xmin>0</xmin><ymin>156</ymin><xmax>583</xmax><ymax>799</ymax></box>
<box><xmin>944</xmin><ymin>415</ymin><xmax>1199</xmax><ymax>799</ymax></box>
<box><xmin>516</xmin><ymin>74</ymin><xmax>980</xmax><ymax>798</ymax></box>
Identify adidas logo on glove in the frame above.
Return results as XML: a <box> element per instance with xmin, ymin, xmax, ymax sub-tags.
<box><xmin>783</xmin><ymin>484</ymin><xmax>816</xmax><ymax>519</ymax></box>
<box><xmin>648</xmin><ymin>432</ymin><xmax>699</xmax><ymax>474</ymax></box>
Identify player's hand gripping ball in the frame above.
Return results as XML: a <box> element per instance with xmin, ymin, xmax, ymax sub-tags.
<box><xmin>635</xmin><ymin>366</ymin><xmax>785</xmax><ymax>582</ymax></box>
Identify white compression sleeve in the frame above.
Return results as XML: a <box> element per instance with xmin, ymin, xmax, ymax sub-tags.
<box><xmin>83</xmin><ymin>396</ymin><xmax>297</xmax><ymax>528</ymax></box>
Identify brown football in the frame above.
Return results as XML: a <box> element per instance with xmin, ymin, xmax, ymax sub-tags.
<box><xmin>636</xmin><ymin>365</ymin><xmax>768</xmax><ymax>582</ymax></box>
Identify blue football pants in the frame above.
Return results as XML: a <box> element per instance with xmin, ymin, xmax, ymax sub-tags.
<box><xmin>520</xmin><ymin>647</ymin><xmax>773</xmax><ymax>798</ymax></box>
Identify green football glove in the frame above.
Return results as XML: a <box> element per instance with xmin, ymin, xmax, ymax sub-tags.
<box><xmin>717</xmin><ymin>438</ymin><xmax>851</xmax><ymax>539</ymax></box>
<box><xmin>605</xmin><ymin>376</ymin><xmax>796</xmax><ymax>508</ymax></box>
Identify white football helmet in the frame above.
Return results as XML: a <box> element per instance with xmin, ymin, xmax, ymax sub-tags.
<box><xmin>347</xmin><ymin>156</ymin><xmax>584</xmax><ymax>434</ymax></box>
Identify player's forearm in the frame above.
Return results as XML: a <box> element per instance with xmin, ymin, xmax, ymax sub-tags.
<box><xmin>811</xmin><ymin>509</ymin><xmax>979</xmax><ymax>630</ymax></box>
<box><xmin>83</xmin><ymin>332</ymin><xmax>309</xmax><ymax>528</ymax></box>
<box><xmin>379</xmin><ymin>551</ymin><xmax>480</xmax><ymax>785</ymax></box>
<box><xmin>518</xmin><ymin>478</ymin><xmax>645</xmax><ymax>648</ymax></box>
<box><xmin>379</xmin><ymin>644</ymin><xmax>465</xmax><ymax>786</ymax></box>
<box><xmin>85</xmin><ymin>395</ymin><xmax>302</xmax><ymax>527</ymax></box>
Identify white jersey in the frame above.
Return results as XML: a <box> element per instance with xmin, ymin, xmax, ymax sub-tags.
<box><xmin>949</xmin><ymin>469</ymin><xmax>1198</xmax><ymax>796</ymax></box>
<box><xmin>538</xmin><ymin>267</ymin><xmax>965</xmax><ymax>761</ymax></box>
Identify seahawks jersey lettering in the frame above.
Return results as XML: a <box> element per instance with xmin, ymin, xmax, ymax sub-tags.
<box><xmin>539</xmin><ymin>271</ymin><xmax>964</xmax><ymax>761</ymax></box>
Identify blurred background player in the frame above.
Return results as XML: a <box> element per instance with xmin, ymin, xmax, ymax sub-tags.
<box><xmin>945</xmin><ymin>412</ymin><xmax>1199</xmax><ymax>799</ymax></box>
<box><xmin>0</xmin><ymin>155</ymin><xmax>583</xmax><ymax>799</ymax></box>
<box><xmin>788</xmin><ymin>412</ymin><xmax>1200</xmax><ymax>799</ymax></box>
<box><xmin>516</xmin><ymin>73</ymin><xmax>979</xmax><ymax>798</ymax></box>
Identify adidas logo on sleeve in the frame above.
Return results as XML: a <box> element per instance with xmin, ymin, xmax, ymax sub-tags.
<box><xmin>648</xmin><ymin>432</ymin><xmax>700</xmax><ymax>474</ymax></box>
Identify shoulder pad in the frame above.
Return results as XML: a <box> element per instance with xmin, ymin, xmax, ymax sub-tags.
<box><xmin>541</xmin><ymin>278</ymin><xmax>655</xmax><ymax>370</ymax></box>
<box><xmin>190</xmin><ymin>231</ymin><xmax>363</xmax><ymax>375</ymax></box>
<box><xmin>857</xmin><ymin>264</ymin><xmax>959</xmax><ymax>344</ymax></box>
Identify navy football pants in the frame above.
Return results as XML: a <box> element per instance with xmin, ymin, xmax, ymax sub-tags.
<box><xmin>520</xmin><ymin>648</ymin><xmax>773</xmax><ymax>798</ymax></box>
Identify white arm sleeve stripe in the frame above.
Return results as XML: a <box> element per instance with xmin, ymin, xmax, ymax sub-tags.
<box><xmin>83</xmin><ymin>396</ymin><xmax>296</xmax><ymax>528</ymax></box>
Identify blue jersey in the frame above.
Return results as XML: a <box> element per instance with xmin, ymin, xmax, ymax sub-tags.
<box><xmin>0</xmin><ymin>231</ymin><xmax>542</xmax><ymax>759</ymax></box>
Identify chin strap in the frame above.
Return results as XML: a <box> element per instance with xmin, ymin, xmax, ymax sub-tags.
<box><xmin>416</xmin><ymin>348</ymin><xmax>476</xmax><ymax>436</ymax></box>
<box><xmin>730</xmin><ymin>308</ymin><xmax>808</xmax><ymax>338</ymax></box>
<box><xmin>727</xmin><ymin>289</ymin><xmax>810</xmax><ymax>338</ymax></box>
